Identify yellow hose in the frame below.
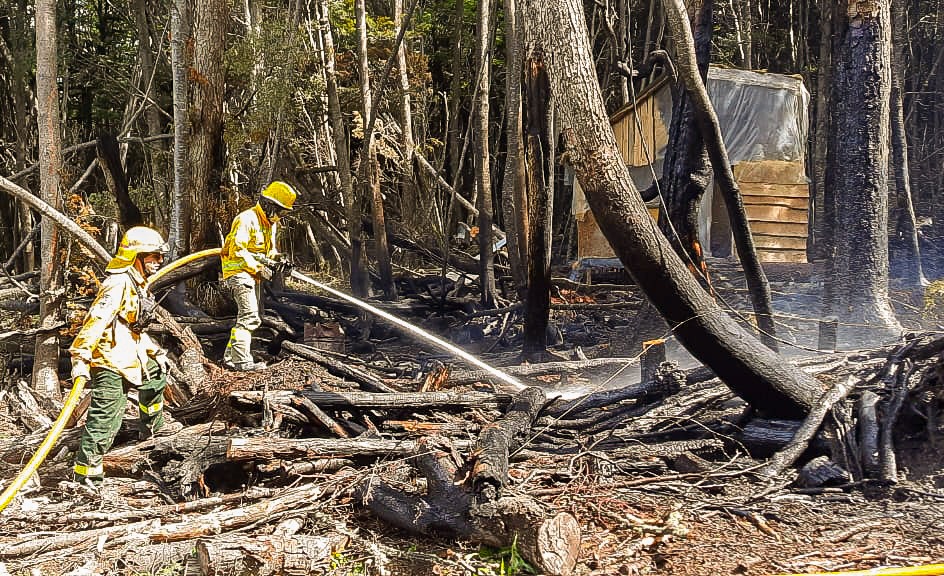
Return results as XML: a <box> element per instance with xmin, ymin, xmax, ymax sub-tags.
<box><xmin>145</xmin><ymin>247</ymin><xmax>223</xmax><ymax>290</ymax></box>
<box><xmin>0</xmin><ymin>375</ymin><xmax>87</xmax><ymax>513</ymax></box>
<box><xmin>776</xmin><ymin>564</ymin><xmax>944</xmax><ymax>576</ymax></box>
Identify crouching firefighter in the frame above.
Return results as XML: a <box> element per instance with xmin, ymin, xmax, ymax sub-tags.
<box><xmin>220</xmin><ymin>180</ymin><xmax>297</xmax><ymax>371</ymax></box>
<box><xmin>70</xmin><ymin>226</ymin><xmax>181</xmax><ymax>485</ymax></box>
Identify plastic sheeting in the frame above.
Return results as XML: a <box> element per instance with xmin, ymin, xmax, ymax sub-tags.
<box><xmin>572</xmin><ymin>67</ymin><xmax>810</xmax><ymax>217</ymax></box>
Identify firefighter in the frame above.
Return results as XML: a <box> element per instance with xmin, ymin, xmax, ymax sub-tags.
<box><xmin>70</xmin><ymin>226</ymin><xmax>181</xmax><ymax>485</ymax></box>
<box><xmin>220</xmin><ymin>180</ymin><xmax>297</xmax><ymax>371</ymax></box>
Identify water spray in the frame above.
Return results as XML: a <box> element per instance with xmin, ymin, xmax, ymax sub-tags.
<box><xmin>148</xmin><ymin>249</ymin><xmax>535</xmax><ymax>394</ymax></box>
<box><xmin>287</xmin><ymin>269</ymin><xmax>530</xmax><ymax>393</ymax></box>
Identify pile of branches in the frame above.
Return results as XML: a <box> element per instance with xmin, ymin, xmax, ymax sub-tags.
<box><xmin>2</xmin><ymin>324</ymin><xmax>942</xmax><ymax>574</ymax></box>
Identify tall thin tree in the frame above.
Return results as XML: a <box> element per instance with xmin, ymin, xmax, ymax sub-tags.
<box><xmin>169</xmin><ymin>0</ymin><xmax>191</xmax><ymax>259</ymax></box>
<box><xmin>32</xmin><ymin>0</ymin><xmax>64</xmax><ymax>398</ymax></box>
<box><xmin>474</xmin><ymin>0</ymin><xmax>496</xmax><ymax>307</ymax></box>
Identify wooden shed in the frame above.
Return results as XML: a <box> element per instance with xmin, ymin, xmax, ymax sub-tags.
<box><xmin>571</xmin><ymin>68</ymin><xmax>811</xmax><ymax>263</ymax></box>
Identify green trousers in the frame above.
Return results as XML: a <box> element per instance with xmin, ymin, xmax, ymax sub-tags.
<box><xmin>73</xmin><ymin>359</ymin><xmax>166</xmax><ymax>483</ymax></box>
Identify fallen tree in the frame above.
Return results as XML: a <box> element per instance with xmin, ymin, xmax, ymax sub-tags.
<box><xmin>518</xmin><ymin>0</ymin><xmax>821</xmax><ymax>418</ymax></box>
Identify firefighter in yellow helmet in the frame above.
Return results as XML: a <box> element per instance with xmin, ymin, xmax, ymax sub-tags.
<box><xmin>220</xmin><ymin>181</ymin><xmax>297</xmax><ymax>371</ymax></box>
<box><xmin>70</xmin><ymin>226</ymin><xmax>181</xmax><ymax>485</ymax></box>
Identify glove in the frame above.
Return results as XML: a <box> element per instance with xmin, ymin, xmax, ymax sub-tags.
<box><xmin>257</xmin><ymin>265</ymin><xmax>273</xmax><ymax>281</ymax></box>
<box><xmin>274</xmin><ymin>259</ymin><xmax>294</xmax><ymax>277</ymax></box>
<box><xmin>71</xmin><ymin>359</ymin><xmax>91</xmax><ymax>382</ymax></box>
<box><xmin>155</xmin><ymin>351</ymin><xmax>171</xmax><ymax>375</ymax></box>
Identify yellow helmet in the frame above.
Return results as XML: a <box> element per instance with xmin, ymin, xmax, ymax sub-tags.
<box><xmin>261</xmin><ymin>181</ymin><xmax>297</xmax><ymax>210</ymax></box>
<box><xmin>106</xmin><ymin>226</ymin><xmax>168</xmax><ymax>272</ymax></box>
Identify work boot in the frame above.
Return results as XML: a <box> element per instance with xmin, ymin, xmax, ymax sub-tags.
<box><xmin>139</xmin><ymin>418</ymin><xmax>184</xmax><ymax>441</ymax></box>
<box><xmin>222</xmin><ymin>360</ymin><xmax>267</xmax><ymax>372</ymax></box>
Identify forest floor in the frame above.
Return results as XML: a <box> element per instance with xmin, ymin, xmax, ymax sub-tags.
<box><xmin>1</xmin><ymin>258</ymin><xmax>943</xmax><ymax>575</ymax></box>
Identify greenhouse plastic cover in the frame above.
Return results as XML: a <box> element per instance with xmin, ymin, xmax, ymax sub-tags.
<box><xmin>572</xmin><ymin>67</ymin><xmax>810</xmax><ymax>216</ymax></box>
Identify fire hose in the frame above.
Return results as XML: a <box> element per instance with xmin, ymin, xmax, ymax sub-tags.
<box><xmin>776</xmin><ymin>565</ymin><xmax>944</xmax><ymax>576</ymax></box>
<box><xmin>0</xmin><ymin>250</ymin><xmax>541</xmax><ymax>513</ymax></box>
<box><xmin>0</xmin><ymin>375</ymin><xmax>87</xmax><ymax>513</ymax></box>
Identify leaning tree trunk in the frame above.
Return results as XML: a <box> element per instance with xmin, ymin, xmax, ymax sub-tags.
<box><xmin>519</xmin><ymin>0</ymin><xmax>821</xmax><ymax>418</ymax></box>
<box><xmin>189</xmin><ymin>0</ymin><xmax>228</xmax><ymax>251</ymax></box>
<box><xmin>521</xmin><ymin>49</ymin><xmax>553</xmax><ymax>359</ymax></box>
<box><xmin>889</xmin><ymin>0</ymin><xmax>925</xmax><ymax>286</ymax></box>
<box><xmin>826</xmin><ymin>0</ymin><xmax>901</xmax><ymax>347</ymax></box>
<box><xmin>474</xmin><ymin>0</ymin><xmax>497</xmax><ymax>308</ymax></box>
<box><xmin>662</xmin><ymin>0</ymin><xmax>778</xmax><ymax>350</ymax></box>
<box><xmin>32</xmin><ymin>0</ymin><xmax>63</xmax><ymax>399</ymax></box>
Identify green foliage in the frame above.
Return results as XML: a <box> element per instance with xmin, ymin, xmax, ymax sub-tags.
<box><xmin>330</xmin><ymin>550</ymin><xmax>367</xmax><ymax>575</ymax></box>
<box><xmin>477</xmin><ymin>537</ymin><xmax>537</xmax><ymax>576</ymax></box>
<box><xmin>131</xmin><ymin>559</ymin><xmax>184</xmax><ymax>576</ymax></box>
<box><xmin>922</xmin><ymin>280</ymin><xmax>944</xmax><ymax>322</ymax></box>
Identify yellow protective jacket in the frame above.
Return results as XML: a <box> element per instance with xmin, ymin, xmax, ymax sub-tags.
<box><xmin>220</xmin><ymin>203</ymin><xmax>279</xmax><ymax>280</ymax></box>
<box><xmin>69</xmin><ymin>270</ymin><xmax>162</xmax><ymax>386</ymax></box>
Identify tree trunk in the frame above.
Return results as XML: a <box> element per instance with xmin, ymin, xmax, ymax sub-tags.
<box><xmin>889</xmin><ymin>0</ymin><xmax>925</xmax><ymax>286</ymax></box>
<box><xmin>348</xmin><ymin>0</ymin><xmax>370</xmax><ymax>298</ymax></box>
<box><xmin>474</xmin><ymin>0</ymin><xmax>496</xmax><ymax>307</ymax></box>
<box><xmin>133</xmin><ymin>0</ymin><xmax>171</xmax><ymax>231</ymax></box>
<box><xmin>521</xmin><ymin>49</ymin><xmax>553</xmax><ymax>358</ymax></box>
<box><xmin>519</xmin><ymin>0</ymin><xmax>821</xmax><ymax>418</ymax></box>
<box><xmin>317</xmin><ymin>0</ymin><xmax>356</xmax><ymax>280</ymax></box>
<box><xmin>10</xmin><ymin>0</ymin><xmax>35</xmax><ymax>273</ymax></box>
<box><xmin>97</xmin><ymin>133</ymin><xmax>143</xmax><ymax>227</ymax></box>
<box><xmin>500</xmin><ymin>0</ymin><xmax>528</xmax><ymax>296</ymax></box>
<box><xmin>395</xmin><ymin>0</ymin><xmax>421</xmax><ymax>233</ymax></box>
<box><xmin>663</xmin><ymin>0</ymin><xmax>778</xmax><ymax>350</ymax></box>
<box><xmin>169</xmin><ymin>0</ymin><xmax>191</xmax><ymax>259</ymax></box>
<box><xmin>826</xmin><ymin>0</ymin><xmax>901</xmax><ymax>347</ymax></box>
<box><xmin>189</xmin><ymin>0</ymin><xmax>228</xmax><ymax>251</ymax></box>
<box><xmin>32</xmin><ymin>0</ymin><xmax>64</xmax><ymax>399</ymax></box>
<box><xmin>658</xmin><ymin>0</ymin><xmax>713</xmax><ymax>295</ymax></box>
<box><xmin>810</xmin><ymin>0</ymin><xmax>832</xmax><ymax>260</ymax></box>
<box><xmin>355</xmin><ymin>0</ymin><xmax>396</xmax><ymax>300</ymax></box>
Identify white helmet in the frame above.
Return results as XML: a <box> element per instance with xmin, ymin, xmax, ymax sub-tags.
<box><xmin>106</xmin><ymin>226</ymin><xmax>168</xmax><ymax>272</ymax></box>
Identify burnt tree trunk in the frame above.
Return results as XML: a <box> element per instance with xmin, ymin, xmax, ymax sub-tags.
<box><xmin>97</xmin><ymin>133</ymin><xmax>143</xmax><ymax>228</ymax></box>
<box><xmin>658</xmin><ymin>0</ymin><xmax>713</xmax><ymax>294</ymax></box>
<box><xmin>825</xmin><ymin>0</ymin><xmax>901</xmax><ymax>347</ymax></box>
<box><xmin>663</xmin><ymin>0</ymin><xmax>778</xmax><ymax>350</ymax></box>
<box><xmin>521</xmin><ymin>49</ymin><xmax>553</xmax><ymax>359</ymax></box>
<box><xmin>500</xmin><ymin>0</ymin><xmax>528</xmax><ymax>295</ymax></box>
<box><xmin>520</xmin><ymin>0</ymin><xmax>821</xmax><ymax>417</ymax></box>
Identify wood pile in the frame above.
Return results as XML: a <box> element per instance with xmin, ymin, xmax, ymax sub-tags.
<box><xmin>1</xmin><ymin>280</ymin><xmax>942</xmax><ymax>575</ymax></box>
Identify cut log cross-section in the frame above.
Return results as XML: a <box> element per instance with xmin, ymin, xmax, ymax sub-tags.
<box><xmin>360</xmin><ymin>387</ymin><xmax>581</xmax><ymax>575</ymax></box>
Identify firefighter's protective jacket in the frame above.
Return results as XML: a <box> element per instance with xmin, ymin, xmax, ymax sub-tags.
<box><xmin>69</xmin><ymin>269</ymin><xmax>162</xmax><ymax>387</ymax></box>
<box><xmin>221</xmin><ymin>203</ymin><xmax>280</xmax><ymax>280</ymax></box>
